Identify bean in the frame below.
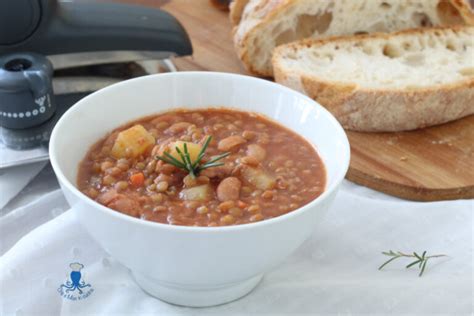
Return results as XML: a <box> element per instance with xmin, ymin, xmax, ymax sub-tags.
<box><xmin>285</xmin><ymin>161</ymin><xmax>294</xmax><ymax>167</ymax></box>
<box><xmin>218</xmin><ymin>200</ymin><xmax>235</xmax><ymax>211</ymax></box>
<box><xmin>249</xmin><ymin>214</ymin><xmax>264</xmax><ymax>222</ymax></box>
<box><xmin>290</xmin><ymin>203</ymin><xmax>299</xmax><ymax>209</ymax></box>
<box><xmin>101</xmin><ymin>146</ymin><xmax>111</xmax><ymax>155</ymax></box>
<box><xmin>256</xmin><ymin>123</ymin><xmax>266</xmax><ymax>129</ymax></box>
<box><xmin>247</xmin><ymin>205</ymin><xmax>260</xmax><ymax>213</ymax></box>
<box><xmin>114</xmin><ymin>181</ymin><xmax>128</xmax><ymax>191</ymax></box>
<box><xmin>191</xmin><ymin>132</ymin><xmax>202</xmax><ymax>141</ymax></box>
<box><xmin>136</xmin><ymin>162</ymin><xmax>145</xmax><ymax>170</ymax></box>
<box><xmin>277</xmin><ymin>179</ymin><xmax>288</xmax><ymax>190</ymax></box>
<box><xmin>268</xmin><ymin>161</ymin><xmax>277</xmax><ymax>170</ymax></box>
<box><xmin>291</xmin><ymin>195</ymin><xmax>302</xmax><ymax>201</ymax></box>
<box><xmin>151</xmin><ymin>145</ymin><xmax>160</xmax><ymax>156</ymax></box>
<box><xmin>197</xmin><ymin>176</ymin><xmax>210</xmax><ymax>184</ymax></box>
<box><xmin>155</xmin><ymin>121</ymin><xmax>169</xmax><ymax>130</ymax></box>
<box><xmin>220</xmin><ymin>215</ymin><xmax>235</xmax><ymax>225</ymax></box>
<box><xmin>218</xmin><ymin>135</ymin><xmax>246</xmax><ymax>152</ymax></box>
<box><xmin>246</xmin><ymin>144</ymin><xmax>266</xmax><ymax>161</ymax></box>
<box><xmin>251</xmin><ymin>190</ymin><xmax>263</xmax><ymax>197</ymax></box>
<box><xmin>149</xmin><ymin>128</ymin><xmax>159</xmax><ymax>138</ymax></box>
<box><xmin>92</xmin><ymin>163</ymin><xmax>101</xmax><ymax>173</ymax></box>
<box><xmin>183</xmin><ymin>174</ymin><xmax>198</xmax><ymax>187</ymax></box>
<box><xmin>229</xmin><ymin>207</ymin><xmax>243</xmax><ymax>217</ymax></box>
<box><xmin>213</xmin><ymin>123</ymin><xmax>224</xmax><ymax>130</ymax></box>
<box><xmin>147</xmin><ymin>183</ymin><xmax>157</xmax><ymax>191</ymax></box>
<box><xmin>85</xmin><ymin>188</ymin><xmax>99</xmax><ymax>199</ymax></box>
<box><xmin>240</xmin><ymin>156</ymin><xmax>259</xmax><ymax>166</ymax></box>
<box><xmin>101</xmin><ymin>161</ymin><xmax>114</xmax><ymax>172</ymax></box>
<box><xmin>185</xmin><ymin>201</ymin><xmax>199</xmax><ymax>209</ymax></box>
<box><xmin>166</xmin><ymin>122</ymin><xmax>192</xmax><ymax>134</ymax></box>
<box><xmin>106</xmin><ymin>167</ymin><xmax>122</xmax><ymax>176</ymax></box>
<box><xmin>262</xmin><ymin>190</ymin><xmax>274</xmax><ymax>199</ymax></box>
<box><xmin>309</xmin><ymin>186</ymin><xmax>321</xmax><ymax>192</ymax></box>
<box><xmin>102</xmin><ymin>175</ymin><xmax>116</xmax><ymax>186</ymax></box>
<box><xmin>217</xmin><ymin>177</ymin><xmax>241</xmax><ymax>202</ymax></box>
<box><xmin>196</xmin><ymin>206</ymin><xmax>209</xmax><ymax>214</ymax></box>
<box><xmin>241</xmin><ymin>186</ymin><xmax>252</xmax><ymax>194</ymax></box>
<box><xmin>159</xmin><ymin>164</ymin><xmax>176</xmax><ymax>175</ymax></box>
<box><xmin>187</xmin><ymin>124</ymin><xmax>197</xmax><ymax>133</ymax></box>
<box><xmin>150</xmin><ymin>193</ymin><xmax>164</xmax><ymax>203</ymax></box>
<box><xmin>227</xmin><ymin>124</ymin><xmax>238</xmax><ymax>131</ymax></box>
<box><xmin>191</xmin><ymin>113</ymin><xmax>204</xmax><ymax>122</ymax></box>
<box><xmin>153</xmin><ymin>206</ymin><xmax>167</xmax><ymax>212</ymax></box>
<box><xmin>156</xmin><ymin>181</ymin><xmax>169</xmax><ymax>192</ymax></box>
<box><xmin>242</xmin><ymin>130</ymin><xmax>256</xmax><ymax>140</ymax></box>
<box><xmin>117</xmin><ymin>163</ymin><xmax>129</xmax><ymax>172</ymax></box>
<box><xmin>207</xmin><ymin>212</ymin><xmax>219</xmax><ymax>221</ymax></box>
<box><xmin>144</xmin><ymin>178</ymin><xmax>153</xmax><ymax>187</ymax></box>
<box><xmin>154</xmin><ymin>174</ymin><xmax>171</xmax><ymax>184</ymax></box>
<box><xmin>237</xmin><ymin>200</ymin><xmax>247</xmax><ymax>208</ymax></box>
<box><xmin>146</xmin><ymin>160</ymin><xmax>157</xmax><ymax>173</ymax></box>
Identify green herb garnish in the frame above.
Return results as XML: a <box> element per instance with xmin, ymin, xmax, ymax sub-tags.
<box><xmin>155</xmin><ymin>136</ymin><xmax>230</xmax><ymax>178</ymax></box>
<box><xmin>379</xmin><ymin>250</ymin><xmax>447</xmax><ymax>277</ymax></box>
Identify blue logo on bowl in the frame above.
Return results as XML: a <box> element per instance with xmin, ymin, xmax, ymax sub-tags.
<box><xmin>57</xmin><ymin>262</ymin><xmax>94</xmax><ymax>300</ymax></box>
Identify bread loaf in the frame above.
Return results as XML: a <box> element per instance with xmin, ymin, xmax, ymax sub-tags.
<box><xmin>234</xmin><ymin>0</ymin><xmax>474</xmax><ymax>77</ymax></box>
<box><xmin>230</xmin><ymin>0</ymin><xmax>250</xmax><ymax>25</ymax></box>
<box><xmin>272</xmin><ymin>26</ymin><xmax>474</xmax><ymax>132</ymax></box>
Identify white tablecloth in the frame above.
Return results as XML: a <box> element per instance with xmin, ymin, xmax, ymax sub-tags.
<box><xmin>1</xmin><ymin>180</ymin><xmax>472</xmax><ymax>315</ymax></box>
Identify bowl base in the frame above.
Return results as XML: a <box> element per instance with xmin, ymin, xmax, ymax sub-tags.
<box><xmin>132</xmin><ymin>272</ymin><xmax>263</xmax><ymax>307</ymax></box>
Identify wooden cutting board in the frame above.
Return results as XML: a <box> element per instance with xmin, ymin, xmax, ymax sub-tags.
<box><xmin>123</xmin><ymin>0</ymin><xmax>474</xmax><ymax>201</ymax></box>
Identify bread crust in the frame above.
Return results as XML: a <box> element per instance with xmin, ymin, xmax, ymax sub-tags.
<box><xmin>234</xmin><ymin>0</ymin><xmax>474</xmax><ymax>77</ymax></box>
<box><xmin>229</xmin><ymin>0</ymin><xmax>250</xmax><ymax>25</ymax></box>
<box><xmin>272</xmin><ymin>26</ymin><xmax>474</xmax><ymax>132</ymax></box>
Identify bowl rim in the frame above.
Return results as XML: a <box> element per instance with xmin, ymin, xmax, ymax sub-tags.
<box><xmin>50</xmin><ymin>71</ymin><xmax>350</xmax><ymax>232</ymax></box>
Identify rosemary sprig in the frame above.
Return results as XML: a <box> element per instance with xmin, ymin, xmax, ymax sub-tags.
<box><xmin>155</xmin><ymin>136</ymin><xmax>230</xmax><ymax>177</ymax></box>
<box><xmin>379</xmin><ymin>250</ymin><xmax>447</xmax><ymax>277</ymax></box>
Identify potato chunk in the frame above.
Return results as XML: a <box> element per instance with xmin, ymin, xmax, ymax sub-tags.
<box><xmin>169</xmin><ymin>141</ymin><xmax>202</xmax><ymax>164</ymax></box>
<box><xmin>111</xmin><ymin>125</ymin><xmax>155</xmax><ymax>158</ymax></box>
<box><xmin>241</xmin><ymin>166</ymin><xmax>275</xmax><ymax>190</ymax></box>
<box><xmin>180</xmin><ymin>184</ymin><xmax>213</xmax><ymax>201</ymax></box>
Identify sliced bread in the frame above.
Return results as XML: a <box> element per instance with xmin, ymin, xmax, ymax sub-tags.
<box><xmin>233</xmin><ymin>0</ymin><xmax>474</xmax><ymax>77</ymax></box>
<box><xmin>272</xmin><ymin>26</ymin><xmax>474</xmax><ymax>132</ymax></box>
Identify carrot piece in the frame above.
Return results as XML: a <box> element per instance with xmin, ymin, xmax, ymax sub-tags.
<box><xmin>130</xmin><ymin>172</ymin><xmax>145</xmax><ymax>187</ymax></box>
<box><xmin>237</xmin><ymin>200</ymin><xmax>247</xmax><ymax>209</ymax></box>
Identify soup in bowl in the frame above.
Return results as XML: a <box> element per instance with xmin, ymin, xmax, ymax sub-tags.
<box><xmin>78</xmin><ymin>108</ymin><xmax>326</xmax><ymax>227</ymax></box>
<box><xmin>50</xmin><ymin>72</ymin><xmax>350</xmax><ymax>307</ymax></box>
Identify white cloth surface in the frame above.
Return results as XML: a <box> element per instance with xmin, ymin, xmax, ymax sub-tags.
<box><xmin>0</xmin><ymin>190</ymin><xmax>68</xmax><ymax>255</ymax></box>
<box><xmin>0</xmin><ymin>162</ymin><xmax>47</xmax><ymax>210</ymax></box>
<box><xmin>0</xmin><ymin>181</ymin><xmax>473</xmax><ymax>315</ymax></box>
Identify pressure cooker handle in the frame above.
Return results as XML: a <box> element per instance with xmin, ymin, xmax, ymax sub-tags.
<box><xmin>0</xmin><ymin>0</ymin><xmax>192</xmax><ymax>57</ymax></box>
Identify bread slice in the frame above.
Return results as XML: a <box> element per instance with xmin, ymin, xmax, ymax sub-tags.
<box><xmin>230</xmin><ymin>0</ymin><xmax>250</xmax><ymax>25</ymax></box>
<box><xmin>272</xmin><ymin>26</ymin><xmax>474</xmax><ymax>132</ymax></box>
<box><xmin>234</xmin><ymin>0</ymin><xmax>474</xmax><ymax>77</ymax></box>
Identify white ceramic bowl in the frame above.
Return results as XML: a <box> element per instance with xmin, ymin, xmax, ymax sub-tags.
<box><xmin>50</xmin><ymin>72</ymin><xmax>350</xmax><ymax>307</ymax></box>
